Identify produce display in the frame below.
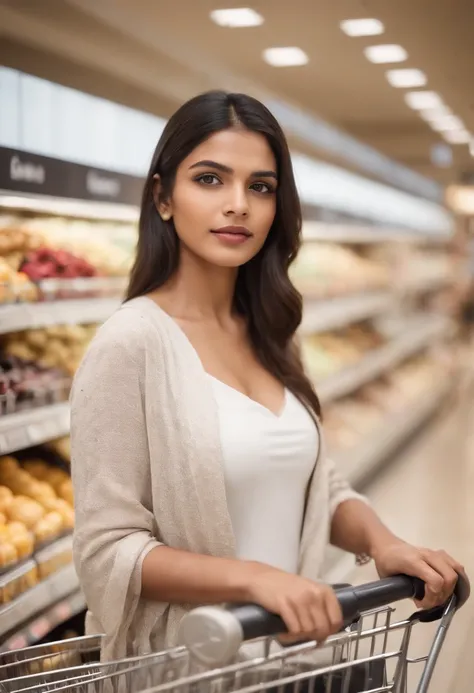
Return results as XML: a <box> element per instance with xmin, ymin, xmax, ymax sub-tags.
<box><xmin>301</xmin><ymin>325</ymin><xmax>384</xmax><ymax>382</ymax></box>
<box><xmin>20</xmin><ymin>248</ymin><xmax>98</xmax><ymax>282</ymax></box>
<box><xmin>0</xmin><ymin>454</ymin><xmax>74</xmax><ymax>603</ymax></box>
<box><xmin>0</xmin><ymin>214</ymin><xmax>135</xmax><ymax>304</ymax></box>
<box><xmin>290</xmin><ymin>242</ymin><xmax>391</xmax><ymax>298</ymax></box>
<box><xmin>323</xmin><ymin>356</ymin><xmax>446</xmax><ymax>454</ymax></box>
<box><xmin>17</xmin><ymin>215</ymin><xmax>135</xmax><ymax>278</ymax></box>
<box><xmin>2</xmin><ymin>324</ymin><xmax>98</xmax><ymax>377</ymax></box>
<box><xmin>0</xmin><ymin>354</ymin><xmax>70</xmax><ymax>416</ymax></box>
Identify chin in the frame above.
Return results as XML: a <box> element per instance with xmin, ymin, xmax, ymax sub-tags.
<box><xmin>202</xmin><ymin>248</ymin><xmax>259</xmax><ymax>268</ymax></box>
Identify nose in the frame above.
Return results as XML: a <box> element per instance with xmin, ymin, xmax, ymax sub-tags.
<box><xmin>224</xmin><ymin>184</ymin><xmax>249</xmax><ymax>218</ymax></box>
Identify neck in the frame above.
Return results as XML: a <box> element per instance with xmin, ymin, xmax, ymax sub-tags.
<box><xmin>157</xmin><ymin>247</ymin><xmax>238</xmax><ymax>322</ymax></box>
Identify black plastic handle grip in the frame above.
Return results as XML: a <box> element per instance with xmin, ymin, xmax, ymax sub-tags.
<box><xmin>226</xmin><ymin>573</ymin><xmax>469</xmax><ymax>641</ymax></box>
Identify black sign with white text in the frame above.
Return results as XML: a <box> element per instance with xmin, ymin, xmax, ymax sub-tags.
<box><xmin>0</xmin><ymin>147</ymin><xmax>144</xmax><ymax>205</ymax></box>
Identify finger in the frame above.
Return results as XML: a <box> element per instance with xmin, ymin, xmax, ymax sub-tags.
<box><xmin>437</xmin><ymin>550</ymin><xmax>466</xmax><ymax>578</ymax></box>
<box><xmin>422</xmin><ymin>551</ymin><xmax>458</xmax><ymax>604</ymax></box>
<box><xmin>279</xmin><ymin>602</ymin><xmax>303</xmax><ymax>635</ymax></box>
<box><xmin>408</xmin><ymin>561</ymin><xmax>444</xmax><ymax>609</ymax></box>
<box><xmin>308</xmin><ymin>602</ymin><xmax>331</xmax><ymax>643</ymax></box>
<box><xmin>323</xmin><ymin>590</ymin><xmax>344</xmax><ymax>634</ymax></box>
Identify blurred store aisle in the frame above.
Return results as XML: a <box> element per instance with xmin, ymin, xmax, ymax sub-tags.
<box><xmin>338</xmin><ymin>377</ymin><xmax>474</xmax><ymax>692</ymax></box>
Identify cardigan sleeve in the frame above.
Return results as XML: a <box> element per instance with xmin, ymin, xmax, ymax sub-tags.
<box><xmin>326</xmin><ymin>456</ymin><xmax>369</xmax><ymax>518</ymax></box>
<box><xmin>70</xmin><ymin>320</ymin><xmax>162</xmax><ymax>655</ymax></box>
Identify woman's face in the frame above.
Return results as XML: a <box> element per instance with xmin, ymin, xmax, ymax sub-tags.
<box><xmin>158</xmin><ymin>128</ymin><xmax>278</xmax><ymax>268</ymax></box>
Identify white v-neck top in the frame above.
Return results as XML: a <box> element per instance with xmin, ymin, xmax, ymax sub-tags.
<box><xmin>209</xmin><ymin>375</ymin><xmax>319</xmax><ymax>574</ymax></box>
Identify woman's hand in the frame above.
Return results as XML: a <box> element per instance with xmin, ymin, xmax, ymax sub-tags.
<box><xmin>372</xmin><ymin>540</ymin><xmax>466</xmax><ymax>609</ymax></box>
<box><xmin>244</xmin><ymin>563</ymin><xmax>343</xmax><ymax>643</ymax></box>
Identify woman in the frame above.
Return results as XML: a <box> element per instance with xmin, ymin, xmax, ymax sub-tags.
<box><xmin>71</xmin><ymin>91</ymin><xmax>465</xmax><ymax>662</ymax></box>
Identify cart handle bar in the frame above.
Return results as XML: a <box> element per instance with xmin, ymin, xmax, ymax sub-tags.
<box><xmin>178</xmin><ymin>573</ymin><xmax>469</xmax><ymax>667</ymax></box>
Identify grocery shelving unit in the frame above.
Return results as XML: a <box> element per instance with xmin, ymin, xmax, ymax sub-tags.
<box><xmin>0</xmin><ymin>298</ymin><xmax>122</xmax><ymax>336</ymax></box>
<box><xmin>0</xmin><ymin>145</ymin><xmax>459</xmax><ymax>650</ymax></box>
<box><xmin>317</xmin><ymin>315</ymin><xmax>453</xmax><ymax>403</ymax></box>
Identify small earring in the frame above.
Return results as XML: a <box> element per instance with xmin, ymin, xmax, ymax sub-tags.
<box><xmin>161</xmin><ymin>212</ymin><xmax>171</xmax><ymax>221</ymax></box>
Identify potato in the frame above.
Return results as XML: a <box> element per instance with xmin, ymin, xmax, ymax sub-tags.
<box><xmin>0</xmin><ymin>486</ymin><xmax>13</xmax><ymax>513</ymax></box>
<box><xmin>33</xmin><ymin>512</ymin><xmax>63</xmax><ymax>543</ymax></box>
<box><xmin>44</xmin><ymin>468</ymin><xmax>69</xmax><ymax>492</ymax></box>
<box><xmin>57</xmin><ymin>479</ymin><xmax>73</xmax><ymax>506</ymax></box>
<box><xmin>8</xmin><ymin>530</ymin><xmax>34</xmax><ymax>559</ymax></box>
<box><xmin>7</xmin><ymin>496</ymin><xmax>45</xmax><ymax>529</ymax></box>
<box><xmin>0</xmin><ymin>541</ymin><xmax>18</xmax><ymax>568</ymax></box>
<box><xmin>23</xmin><ymin>460</ymin><xmax>50</xmax><ymax>480</ymax></box>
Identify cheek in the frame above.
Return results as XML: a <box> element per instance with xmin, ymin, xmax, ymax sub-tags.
<box><xmin>253</xmin><ymin>198</ymin><xmax>277</xmax><ymax>239</ymax></box>
<box><xmin>171</xmin><ymin>184</ymin><xmax>211</xmax><ymax>238</ymax></box>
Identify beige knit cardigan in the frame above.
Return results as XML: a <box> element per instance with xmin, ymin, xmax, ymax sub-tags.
<box><xmin>70</xmin><ymin>296</ymin><xmax>365</xmax><ymax>662</ymax></box>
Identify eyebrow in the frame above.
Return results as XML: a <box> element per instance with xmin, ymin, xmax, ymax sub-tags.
<box><xmin>189</xmin><ymin>160</ymin><xmax>278</xmax><ymax>180</ymax></box>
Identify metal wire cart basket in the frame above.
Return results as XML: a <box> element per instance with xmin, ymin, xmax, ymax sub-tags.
<box><xmin>0</xmin><ymin>574</ymin><xmax>469</xmax><ymax>693</ymax></box>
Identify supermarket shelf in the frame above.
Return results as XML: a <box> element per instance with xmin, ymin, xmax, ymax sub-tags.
<box><xmin>0</xmin><ymin>404</ymin><xmax>70</xmax><ymax>455</ymax></box>
<box><xmin>0</xmin><ymin>298</ymin><xmax>121</xmax><ymax>335</ymax></box>
<box><xmin>0</xmin><ymin>190</ymin><xmax>139</xmax><ymax>223</ymax></box>
<box><xmin>0</xmin><ymin>563</ymin><xmax>83</xmax><ymax>645</ymax></box>
<box><xmin>317</xmin><ymin>317</ymin><xmax>453</xmax><ymax>403</ymax></box>
<box><xmin>300</xmin><ymin>292</ymin><xmax>392</xmax><ymax>335</ymax></box>
<box><xmin>337</xmin><ymin>381</ymin><xmax>450</xmax><ymax>489</ymax></box>
<box><xmin>302</xmin><ymin>221</ymin><xmax>450</xmax><ymax>245</ymax></box>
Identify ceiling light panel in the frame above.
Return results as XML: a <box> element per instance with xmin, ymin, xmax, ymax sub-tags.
<box><xmin>429</xmin><ymin>115</ymin><xmax>465</xmax><ymax>132</ymax></box>
<box><xmin>419</xmin><ymin>106</ymin><xmax>452</xmax><ymax>122</ymax></box>
<box><xmin>263</xmin><ymin>47</ymin><xmax>309</xmax><ymax>67</ymax></box>
<box><xmin>442</xmin><ymin>129</ymin><xmax>472</xmax><ymax>144</ymax></box>
<box><xmin>340</xmin><ymin>18</ymin><xmax>384</xmax><ymax>36</ymax></box>
<box><xmin>386</xmin><ymin>69</ymin><xmax>427</xmax><ymax>88</ymax></box>
<box><xmin>404</xmin><ymin>91</ymin><xmax>443</xmax><ymax>110</ymax></box>
<box><xmin>364</xmin><ymin>44</ymin><xmax>408</xmax><ymax>64</ymax></box>
<box><xmin>210</xmin><ymin>8</ymin><xmax>264</xmax><ymax>27</ymax></box>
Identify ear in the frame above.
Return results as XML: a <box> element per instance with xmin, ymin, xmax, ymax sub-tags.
<box><xmin>153</xmin><ymin>174</ymin><xmax>173</xmax><ymax>221</ymax></box>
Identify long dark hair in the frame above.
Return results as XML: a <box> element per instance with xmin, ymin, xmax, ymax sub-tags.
<box><xmin>127</xmin><ymin>90</ymin><xmax>321</xmax><ymax>418</ymax></box>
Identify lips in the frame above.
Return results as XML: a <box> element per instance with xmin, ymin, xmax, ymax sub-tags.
<box><xmin>211</xmin><ymin>226</ymin><xmax>252</xmax><ymax>237</ymax></box>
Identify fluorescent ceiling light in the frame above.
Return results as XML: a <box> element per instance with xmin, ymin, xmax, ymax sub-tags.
<box><xmin>340</xmin><ymin>18</ymin><xmax>384</xmax><ymax>36</ymax></box>
<box><xmin>210</xmin><ymin>7</ymin><xmax>264</xmax><ymax>27</ymax></box>
<box><xmin>419</xmin><ymin>106</ymin><xmax>452</xmax><ymax>122</ymax></box>
<box><xmin>386</xmin><ymin>69</ymin><xmax>427</xmax><ymax>88</ymax></box>
<box><xmin>405</xmin><ymin>91</ymin><xmax>443</xmax><ymax>110</ymax></box>
<box><xmin>429</xmin><ymin>115</ymin><xmax>465</xmax><ymax>132</ymax></box>
<box><xmin>263</xmin><ymin>47</ymin><xmax>309</xmax><ymax>67</ymax></box>
<box><xmin>364</xmin><ymin>44</ymin><xmax>407</xmax><ymax>64</ymax></box>
<box><xmin>442</xmin><ymin>129</ymin><xmax>471</xmax><ymax>144</ymax></box>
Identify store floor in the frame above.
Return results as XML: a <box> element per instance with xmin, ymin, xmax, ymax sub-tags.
<box><xmin>333</xmin><ymin>378</ymin><xmax>474</xmax><ymax>692</ymax></box>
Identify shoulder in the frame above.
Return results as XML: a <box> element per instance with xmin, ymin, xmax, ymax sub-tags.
<box><xmin>73</xmin><ymin>298</ymin><xmax>167</xmax><ymax>387</ymax></box>
<box><xmin>90</xmin><ymin>297</ymin><xmax>165</xmax><ymax>359</ymax></box>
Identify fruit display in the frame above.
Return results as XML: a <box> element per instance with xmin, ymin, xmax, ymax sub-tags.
<box><xmin>290</xmin><ymin>242</ymin><xmax>391</xmax><ymax>298</ymax></box>
<box><xmin>2</xmin><ymin>324</ymin><xmax>98</xmax><ymax>377</ymax></box>
<box><xmin>20</xmin><ymin>248</ymin><xmax>98</xmax><ymax>282</ymax></box>
<box><xmin>13</xmin><ymin>214</ymin><xmax>135</xmax><ymax>278</ymax></box>
<box><xmin>0</xmin><ymin>214</ymin><xmax>134</xmax><ymax>303</ymax></box>
<box><xmin>301</xmin><ymin>326</ymin><xmax>384</xmax><ymax>382</ymax></box>
<box><xmin>0</xmin><ymin>354</ymin><xmax>70</xmax><ymax>416</ymax></box>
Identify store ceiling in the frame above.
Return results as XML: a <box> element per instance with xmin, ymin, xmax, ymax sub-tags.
<box><xmin>1</xmin><ymin>0</ymin><xmax>473</xmax><ymax>189</ymax></box>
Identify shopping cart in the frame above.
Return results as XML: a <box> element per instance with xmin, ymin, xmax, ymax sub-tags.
<box><xmin>0</xmin><ymin>573</ymin><xmax>469</xmax><ymax>693</ymax></box>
